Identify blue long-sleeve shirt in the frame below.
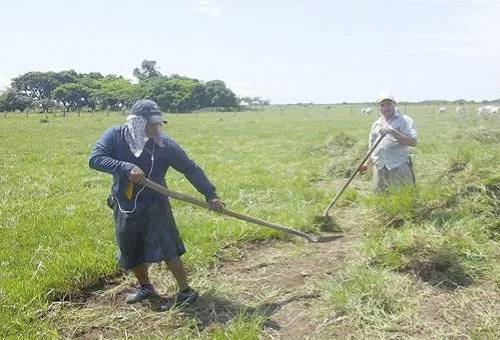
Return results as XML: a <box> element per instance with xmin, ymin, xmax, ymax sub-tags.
<box><xmin>89</xmin><ymin>125</ymin><xmax>217</xmax><ymax>213</ymax></box>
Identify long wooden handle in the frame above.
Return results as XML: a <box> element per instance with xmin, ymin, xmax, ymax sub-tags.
<box><xmin>143</xmin><ymin>179</ymin><xmax>317</xmax><ymax>242</ymax></box>
<box><xmin>322</xmin><ymin>134</ymin><xmax>384</xmax><ymax>216</ymax></box>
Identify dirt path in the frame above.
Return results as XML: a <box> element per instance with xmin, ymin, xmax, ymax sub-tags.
<box><xmin>49</xmin><ymin>234</ymin><xmax>356</xmax><ymax>339</ymax></box>
<box><xmin>206</xmin><ymin>235</ymin><xmax>354</xmax><ymax>339</ymax></box>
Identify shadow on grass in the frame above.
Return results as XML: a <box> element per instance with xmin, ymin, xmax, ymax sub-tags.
<box><xmin>177</xmin><ymin>291</ymin><xmax>320</xmax><ymax>331</ymax></box>
<box><xmin>410</xmin><ymin>254</ymin><xmax>473</xmax><ymax>290</ymax></box>
<box><xmin>48</xmin><ymin>271</ymin><xmax>125</xmax><ymax>303</ymax></box>
<box><xmin>413</xmin><ymin>263</ymin><xmax>473</xmax><ymax>290</ymax></box>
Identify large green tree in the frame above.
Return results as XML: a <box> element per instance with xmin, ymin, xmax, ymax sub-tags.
<box><xmin>12</xmin><ymin>71</ymin><xmax>76</xmax><ymax>100</ymax></box>
<box><xmin>93</xmin><ymin>76</ymin><xmax>137</xmax><ymax>110</ymax></box>
<box><xmin>6</xmin><ymin>62</ymin><xmax>241</xmax><ymax>114</ymax></box>
<box><xmin>205</xmin><ymin>80</ymin><xmax>238</xmax><ymax>107</ymax></box>
<box><xmin>138</xmin><ymin>76</ymin><xmax>210</xmax><ymax>113</ymax></box>
<box><xmin>53</xmin><ymin>83</ymin><xmax>92</xmax><ymax>113</ymax></box>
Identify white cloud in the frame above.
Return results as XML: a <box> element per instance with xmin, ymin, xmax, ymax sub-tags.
<box><xmin>194</xmin><ymin>0</ymin><xmax>222</xmax><ymax>17</ymax></box>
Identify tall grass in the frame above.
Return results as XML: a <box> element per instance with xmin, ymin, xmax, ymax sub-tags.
<box><xmin>317</xmin><ymin>108</ymin><xmax>499</xmax><ymax>337</ymax></box>
<box><xmin>0</xmin><ymin>106</ymin><xmax>360</xmax><ymax>336</ymax></box>
<box><xmin>1</xmin><ymin>104</ymin><xmax>498</xmax><ymax>337</ymax></box>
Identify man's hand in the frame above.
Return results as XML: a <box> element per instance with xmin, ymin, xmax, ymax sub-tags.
<box><xmin>379</xmin><ymin>127</ymin><xmax>416</xmax><ymax>146</ymax></box>
<box><xmin>128</xmin><ymin>166</ymin><xmax>145</xmax><ymax>184</ymax></box>
<box><xmin>208</xmin><ymin>198</ymin><xmax>225</xmax><ymax>212</ymax></box>
<box><xmin>379</xmin><ymin>126</ymin><xmax>399</xmax><ymax>137</ymax></box>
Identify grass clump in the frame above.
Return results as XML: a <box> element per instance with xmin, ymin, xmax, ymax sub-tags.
<box><xmin>363</xmin><ymin>219</ymin><xmax>493</xmax><ymax>289</ymax></box>
<box><xmin>462</xmin><ymin>127</ymin><xmax>500</xmax><ymax>144</ymax></box>
<box><xmin>362</xmin><ymin>166</ymin><xmax>498</xmax><ymax>232</ymax></box>
<box><xmin>209</xmin><ymin>314</ymin><xmax>266</xmax><ymax>340</ymax></box>
<box><xmin>310</xmin><ymin>132</ymin><xmax>367</xmax><ymax>179</ymax></box>
<box><xmin>326</xmin><ymin>144</ymin><xmax>366</xmax><ymax>178</ymax></box>
<box><xmin>468</xmin><ymin>312</ymin><xmax>500</xmax><ymax>339</ymax></box>
<box><xmin>362</xmin><ymin>185</ymin><xmax>455</xmax><ymax>226</ymax></box>
<box><xmin>321</xmin><ymin>264</ymin><xmax>418</xmax><ymax>335</ymax></box>
<box><xmin>310</xmin><ymin>132</ymin><xmax>358</xmax><ymax>155</ymax></box>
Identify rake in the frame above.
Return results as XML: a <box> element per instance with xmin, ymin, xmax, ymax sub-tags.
<box><xmin>143</xmin><ymin>178</ymin><xmax>329</xmax><ymax>243</ymax></box>
<box><xmin>315</xmin><ymin>133</ymin><xmax>385</xmax><ymax>230</ymax></box>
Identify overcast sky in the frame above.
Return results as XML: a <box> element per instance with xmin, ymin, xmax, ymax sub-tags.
<box><xmin>1</xmin><ymin>0</ymin><xmax>499</xmax><ymax>103</ymax></box>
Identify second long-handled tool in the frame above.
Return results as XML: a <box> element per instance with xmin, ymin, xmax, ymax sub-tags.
<box><xmin>142</xmin><ymin>178</ymin><xmax>326</xmax><ymax>243</ymax></box>
<box><xmin>315</xmin><ymin>133</ymin><xmax>386</xmax><ymax>230</ymax></box>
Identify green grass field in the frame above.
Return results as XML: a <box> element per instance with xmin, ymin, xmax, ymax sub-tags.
<box><xmin>1</xmin><ymin>105</ymin><xmax>499</xmax><ymax>338</ymax></box>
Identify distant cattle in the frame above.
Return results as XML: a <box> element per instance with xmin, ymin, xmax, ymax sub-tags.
<box><xmin>478</xmin><ymin>106</ymin><xmax>499</xmax><ymax>118</ymax></box>
<box><xmin>455</xmin><ymin>106</ymin><xmax>465</xmax><ymax>114</ymax></box>
<box><xmin>361</xmin><ymin>107</ymin><xmax>372</xmax><ymax>115</ymax></box>
<box><xmin>438</xmin><ymin>107</ymin><xmax>447</xmax><ymax>113</ymax></box>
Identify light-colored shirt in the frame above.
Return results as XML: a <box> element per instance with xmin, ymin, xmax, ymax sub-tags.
<box><xmin>369</xmin><ymin>112</ymin><xmax>417</xmax><ymax>170</ymax></box>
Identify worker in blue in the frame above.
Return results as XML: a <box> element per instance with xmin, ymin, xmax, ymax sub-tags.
<box><xmin>89</xmin><ymin>99</ymin><xmax>224</xmax><ymax>306</ymax></box>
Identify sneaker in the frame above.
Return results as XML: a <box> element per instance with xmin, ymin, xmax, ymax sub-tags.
<box><xmin>125</xmin><ymin>284</ymin><xmax>157</xmax><ymax>304</ymax></box>
<box><xmin>174</xmin><ymin>287</ymin><xmax>199</xmax><ymax>306</ymax></box>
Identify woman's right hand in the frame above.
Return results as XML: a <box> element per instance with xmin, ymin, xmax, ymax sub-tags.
<box><xmin>128</xmin><ymin>166</ymin><xmax>145</xmax><ymax>184</ymax></box>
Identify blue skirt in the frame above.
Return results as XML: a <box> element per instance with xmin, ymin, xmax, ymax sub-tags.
<box><xmin>112</xmin><ymin>198</ymin><xmax>186</xmax><ymax>270</ymax></box>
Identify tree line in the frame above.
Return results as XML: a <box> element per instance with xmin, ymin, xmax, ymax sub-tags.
<box><xmin>0</xmin><ymin>60</ymin><xmax>247</xmax><ymax>114</ymax></box>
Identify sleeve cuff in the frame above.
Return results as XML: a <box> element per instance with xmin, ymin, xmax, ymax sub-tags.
<box><xmin>205</xmin><ymin>192</ymin><xmax>218</xmax><ymax>201</ymax></box>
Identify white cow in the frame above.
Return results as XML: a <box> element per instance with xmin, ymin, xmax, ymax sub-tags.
<box><xmin>455</xmin><ymin>106</ymin><xmax>465</xmax><ymax>114</ymax></box>
<box><xmin>478</xmin><ymin>105</ymin><xmax>499</xmax><ymax>118</ymax></box>
<box><xmin>361</xmin><ymin>107</ymin><xmax>372</xmax><ymax>115</ymax></box>
<box><xmin>438</xmin><ymin>107</ymin><xmax>447</xmax><ymax>113</ymax></box>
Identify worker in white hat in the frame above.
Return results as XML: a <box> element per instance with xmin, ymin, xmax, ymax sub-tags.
<box><xmin>360</xmin><ymin>92</ymin><xmax>417</xmax><ymax>192</ymax></box>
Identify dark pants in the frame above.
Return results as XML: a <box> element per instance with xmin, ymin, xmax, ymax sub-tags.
<box><xmin>112</xmin><ymin>199</ymin><xmax>186</xmax><ymax>270</ymax></box>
